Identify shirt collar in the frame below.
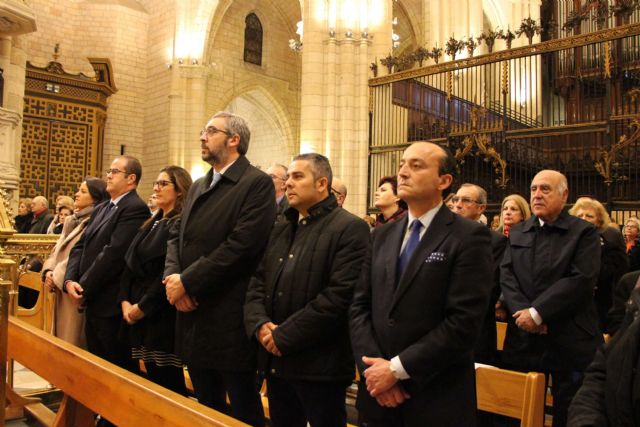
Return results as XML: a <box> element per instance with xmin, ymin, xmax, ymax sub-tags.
<box><xmin>406</xmin><ymin>201</ymin><xmax>443</xmax><ymax>233</ymax></box>
<box><xmin>214</xmin><ymin>158</ymin><xmax>237</xmax><ymax>176</ymax></box>
<box><xmin>111</xmin><ymin>191</ymin><xmax>131</xmax><ymax>206</ymax></box>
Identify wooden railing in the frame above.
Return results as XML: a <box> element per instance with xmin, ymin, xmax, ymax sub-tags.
<box><xmin>5</xmin><ymin>317</ymin><xmax>248</xmax><ymax>426</ymax></box>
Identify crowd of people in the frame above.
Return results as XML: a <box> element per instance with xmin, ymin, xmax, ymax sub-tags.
<box><xmin>16</xmin><ymin>110</ymin><xmax>640</xmax><ymax>427</ymax></box>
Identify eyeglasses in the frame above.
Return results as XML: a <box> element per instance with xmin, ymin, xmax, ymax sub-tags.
<box><xmin>152</xmin><ymin>180</ymin><xmax>174</xmax><ymax>188</ymax></box>
<box><xmin>105</xmin><ymin>168</ymin><xmax>129</xmax><ymax>176</ymax></box>
<box><xmin>269</xmin><ymin>174</ymin><xmax>287</xmax><ymax>181</ymax></box>
<box><xmin>331</xmin><ymin>188</ymin><xmax>345</xmax><ymax>197</ymax></box>
<box><xmin>200</xmin><ymin>126</ymin><xmax>232</xmax><ymax>137</ymax></box>
<box><xmin>451</xmin><ymin>196</ymin><xmax>481</xmax><ymax>205</ymax></box>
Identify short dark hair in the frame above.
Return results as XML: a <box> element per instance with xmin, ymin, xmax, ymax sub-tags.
<box><xmin>119</xmin><ymin>155</ymin><xmax>142</xmax><ymax>185</ymax></box>
<box><xmin>84</xmin><ymin>177</ymin><xmax>109</xmax><ymax>204</ymax></box>
<box><xmin>436</xmin><ymin>146</ymin><xmax>456</xmax><ymax>197</ymax></box>
<box><xmin>293</xmin><ymin>153</ymin><xmax>333</xmax><ymax>195</ymax></box>
<box><xmin>213</xmin><ymin>111</ymin><xmax>251</xmax><ymax>155</ymax></box>
<box><xmin>378</xmin><ymin>175</ymin><xmax>407</xmax><ymax>210</ymax></box>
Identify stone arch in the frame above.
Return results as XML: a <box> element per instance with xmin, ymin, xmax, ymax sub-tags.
<box><xmin>393</xmin><ymin>0</ymin><xmax>419</xmax><ymax>55</ymax></box>
<box><xmin>218</xmin><ymin>84</ymin><xmax>297</xmax><ymax>168</ymax></box>
<box><xmin>482</xmin><ymin>0</ymin><xmax>507</xmax><ymax>30</ymax></box>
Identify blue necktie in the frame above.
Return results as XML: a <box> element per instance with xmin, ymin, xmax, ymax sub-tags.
<box><xmin>398</xmin><ymin>219</ymin><xmax>423</xmax><ymax>277</ymax></box>
<box><xmin>210</xmin><ymin>171</ymin><xmax>222</xmax><ymax>188</ymax></box>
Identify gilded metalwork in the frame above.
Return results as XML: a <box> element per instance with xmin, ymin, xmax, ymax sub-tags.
<box><xmin>369</xmin><ymin>22</ymin><xmax>640</xmax><ymax>87</ymax></box>
<box><xmin>595</xmin><ymin>87</ymin><xmax>640</xmax><ymax>185</ymax></box>
<box><xmin>446</xmin><ymin>71</ymin><xmax>453</xmax><ymax>101</ymax></box>
<box><xmin>604</xmin><ymin>41</ymin><xmax>612</xmax><ymax>79</ymax></box>
<box><xmin>454</xmin><ymin>106</ymin><xmax>510</xmax><ymax>189</ymax></box>
<box><xmin>501</xmin><ymin>62</ymin><xmax>509</xmax><ymax>95</ymax></box>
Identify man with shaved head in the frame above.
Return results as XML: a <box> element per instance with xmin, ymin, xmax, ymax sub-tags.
<box><xmin>501</xmin><ymin>170</ymin><xmax>602</xmax><ymax>427</ymax></box>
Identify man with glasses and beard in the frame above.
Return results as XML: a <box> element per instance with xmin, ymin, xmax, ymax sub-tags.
<box><xmin>164</xmin><ymin>111</ymin><xmax>275</xmax><ymax>426</ymax></box>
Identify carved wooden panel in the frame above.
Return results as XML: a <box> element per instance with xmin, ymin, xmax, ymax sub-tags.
<box><xmin>20</xmin><ymin>99</ymin><xmax>98</xmax><ymax>202</ymax></box>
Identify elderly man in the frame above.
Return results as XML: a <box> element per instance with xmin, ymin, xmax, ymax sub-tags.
<box><xmin>164</xmin><ymin>111</ymin><xmax>274</xmax><ymax>426</ymax></box>
<box><xmin>501</xmin><ymin>170</ymin><xmax>602</xmax><ymax>427</ymax></box>
<box><xmin>452</xmin><ymin>183</ymin><xmax>507</xmax><ymax>364</ymax></box>
<box><xmin>28</xmin><ymin>196</ymin><xmax>54</xmax><ymax>234</ymax></box>
<box><xmin>245</xmin><ymin>153</ymin><xmax>369</xmax><ymax>427</ymax></box>
<box><xmin>266</xmin><ymin>163</ymin><xmax>289</xmax><ymax>219</ymax></box>
<box><xmin>332</xmin><ymin>177</ymin><xmax>347</xmax><ymax>208</ymax></box>
<box><xmin>65</xmin><ymin>156</ymin><xmax>149</xmax><ymax>371</ymax></box>
<box><xmin>350</xmin><ymin>142</ymin><xmax>493</xmax><ymax>427</ymax></box>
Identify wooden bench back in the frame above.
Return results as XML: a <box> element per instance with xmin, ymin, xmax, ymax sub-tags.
<box><xmin>476</xmin><ymin>365</ymin><xmax>545</xmax><ymax>427</ymax></box>
<box><xmin>7</xmin><ymin>317</ymin><xmax>248</xmax><ymax>427</ymax></box>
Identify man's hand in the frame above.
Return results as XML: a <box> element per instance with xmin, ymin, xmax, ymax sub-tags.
<box><xmin>43</xmin><ymin>271</ymin><xmax>55</xmax><ymax>291</ymax></box>
<box><xmin>513</xmin><ymin>309</ymin><xmax>548</xmax><ymax>334</ymax></box>
<box><xmin>374</xmin><ymin>384</ymin><xmax>411</xmax><ymax>408</ymax></box>
<box><xmin>362</xmin><ymin>356</ymin><xmax>397</xmax><ymax>397</ymax></box>
<box><xmin>495</xmin><ymin>299</ymin><xmax>507</xmax><ymax>321</ymax></box>
<box><xmin>175</xmin><ymin>294</ymin><xmax>198</xmax><ymax>312</ymax></box>
<box><xmin>257</xmin><ymin>322</ymin><xmax>281</xmax><ymax>356</ymax></box>
<box><xmin>65</xmin><ymin>281</ymin><xmax>84</xmax><ymax>306</ymax></box>
<box><xmin>163</xmin><ymin>274</ymin><xmax>186</xmax><ymax>304</ymax></box>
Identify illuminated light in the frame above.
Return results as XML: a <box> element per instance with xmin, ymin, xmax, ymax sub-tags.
<box><xmin>359</xmin><ymin>0</ymin><xmax>368</xmax><ymax>31</ymax></box>
<box><xmin>368</xmin><ymin>0</ymin><xmax>385</xmax><ymax>28</ymax></box>
<box><xmin>342</xmin><ymin>0</ymin><xmax>356</xmax><ymax>31</ymax></box>
<box><xmin>190</xmin><ymin>163</ymin><xmax>206</xmax><ymax>180</ymax></box>
<box><xmin>328</xmin><ymin>0</ymin><xmax>337</xmax><ymax>30</ymax></box>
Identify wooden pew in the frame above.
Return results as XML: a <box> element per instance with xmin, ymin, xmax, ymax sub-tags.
<box><xmin>476</xmin><ymin>364</ymin><xmax>545</xmax><ymax>427</ymax></box>
<box><xmin>15</xmin><ymin>270</ymin><xmax>55</xmax><ymax>332</ymax></box>
<box><xmin>6</xmin><ymin>317</ymin><xmax>248</xmax><ymax>427</ymax></box>
<box><xmin>496</xmin><ymin>321</ymin><xmax>507</xmax><ymax>351</ymax></box>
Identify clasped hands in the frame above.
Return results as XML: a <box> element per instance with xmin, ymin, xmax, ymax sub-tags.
<box><xmin>362</xmin><ymin>356</ymin><xmax>411</xmax><ymax>408</ymax></box>
<box><xmin>513</xmin><ymin>308</ymin><xmax>547</xmax><ymax>334</ymax></box>
<box><xmin>163</xmin><ymin>273</ymin><xmax>198</xmax><ymax>312</ymax></box>
<box><xmin>121</xmin><ymin>301</ymin><xmax>144</xmax><ymax>325</ymax></box>
<box><xmin>257</xmin><ymin>322</ymin><xmax>282</xmax><ymax>356</ymax></box>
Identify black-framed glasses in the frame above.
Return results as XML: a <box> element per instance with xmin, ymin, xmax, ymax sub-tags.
<box><xmin>152</xmin><ymin>180</ymin><xmax>174</xmax><ymax>188</ymax></box>
<box><xmin>331</xmin><ymin>188</ymin><xmax>344</xmax><ymax>197</ymax></box>
<box><xmin>269</xmin><ymin>173</ymin><xmax>287</xmax><ymax>181</ymax></box>
<box><xmin>105</xmin><ymin>168</ymin><xmax>129</xmax><ymax>176</ymax></box>
<box><xmin>200</xmin><ymin>126</ymin><xmax>232</xmax><ymax>137</ymax></box>
<box><xmin>451</xmin><ymin>196</ymin><xmax>481</xmax><ymax>205</ymax></box>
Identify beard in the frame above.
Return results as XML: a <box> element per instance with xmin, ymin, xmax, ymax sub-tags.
<box><xmin>201</xmin><ymin>139</ymin><xmax>229</xmax><ymax>164</ymax></box>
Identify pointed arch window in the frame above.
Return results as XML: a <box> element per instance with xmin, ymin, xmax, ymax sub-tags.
<box><xmin>244</xmin><ymin>13</ymin><xmax>263</xmax><ymax>66</ymax></box>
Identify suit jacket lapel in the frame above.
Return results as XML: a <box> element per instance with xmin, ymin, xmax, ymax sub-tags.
<box><xmin>384</xmin><ymin>217</ymin><xmax>406</xmax><ymax>292</ymax></box>
<box><xmin>391</xmin><ymin>205</ymin><xmax>453</xmax><ymax>311</ymax></box>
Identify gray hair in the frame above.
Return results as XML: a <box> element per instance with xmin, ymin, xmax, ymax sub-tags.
<box><xmin>293</xmin><ymin>153</ymin><xmax>333</xmax><ymax>194</ymax></box>
<box><xmin>460</xmin><ymin>183</ymin><xmax>487</xmax><ymax>205</ymax></box>
<box><xmin>213</xmin><ymin>111</ymin><xmax>251</xmax><ymax>155</ymax></box>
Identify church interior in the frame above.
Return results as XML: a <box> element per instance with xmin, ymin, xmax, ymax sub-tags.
<box><xmin>1</xmin><ymin>0</ymin><xmax>640</xmax><ymax>425</ymax></box>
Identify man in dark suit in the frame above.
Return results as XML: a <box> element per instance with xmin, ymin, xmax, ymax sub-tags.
<box><xmin>164</xmin><ymin>111</ymin><xmax>275</xmax><ymax>427</ymax></box>
<box><xmin>501</xmin><ymin>170</ymin><xmax>602</xmax><ymax>427</ymax></box>
<box><xmin>27</xmin><ymin>196</ymin><xmax>54</xmax><ymax>234</ymax></box>
<box><xmin>266</xmin><ymin>163</ymin><xmax>289</xmax><ymax>220</ymax></box>
<box><xmin>65</xmin><ymin>155</ymin><xmax>150</xmax><ymax>370</ymax></box>
<box><xmin>350</xmin><ymin>142</ymin><xmax>494</xmax><ymax>427</ymax></box>
<box><xmin>452</xmin><ymin>183</ymin><xmax>507</xmax><ymax>364</ymax></box>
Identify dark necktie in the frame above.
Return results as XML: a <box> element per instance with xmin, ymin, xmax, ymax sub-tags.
<box><xmin>398</xmin><ymin>219</ymin><xmax>423</xmax><ymax>278</ymax></box>
<box><xmin>95</xmin><ymin>202</ymin><xmax>115</xmax><ymax>227</ymax></box>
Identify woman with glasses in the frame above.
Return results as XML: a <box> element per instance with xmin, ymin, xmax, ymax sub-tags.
<box><xmin>118</xmin><ymin>166</ymin><xmax>192</xmax><ymax>394</ymax></box>
<box><xmin>569</xmin><ymin>197</ymin><xmax>628</xmax><ymax>331</ymax></box>
<box><xmin>373</xmin><ymin>175</ymin><xmax>407</xmax><ymax>228</ymax></box>
<box><xmin>624</xmin><ymin>217</ymin><xmax>640</xmax><ymax>272</ymax></box>
<box><xmin>42</xmin><ymin>177</ymin><xmax>109</xmax><ymax>347</ymax></box>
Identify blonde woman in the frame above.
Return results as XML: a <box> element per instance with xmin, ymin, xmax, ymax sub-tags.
<box><xmin>569</xmin><ymin>197</ymin><xmax>628</xmax><ymax>331</ymax></box>
<box><xmin>498</xmin><ymin>194</ymin><xmax>531</xmax><ymax>237</ymax></box>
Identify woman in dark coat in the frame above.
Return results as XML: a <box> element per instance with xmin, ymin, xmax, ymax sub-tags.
<box><xmin>373</xmin><ymin>175</ymin><xmax>406</xmax><ymax>228</ymax></box>
<box><xmin>569</xmin><ymin>197</ymin><xmax>629</xmax><ymax>331</ymax></box>
<box><xmin>14</xmin><ymin>198</ymin><xmax>33</xmax><ymax>233</ymax></box>
<box><xmin>119</xmin><ymin>165</ymin><xmax>192</xmax><ymax>394</ymax></box>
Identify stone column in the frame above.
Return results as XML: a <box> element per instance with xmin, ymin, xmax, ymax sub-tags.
<box><xmin>299</xmin><ymin>0</ymin><xmax>392</xmax><ymax>215</ymax></box>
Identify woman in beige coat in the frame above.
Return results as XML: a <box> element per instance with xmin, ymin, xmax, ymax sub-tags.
<box><xmin>42</xmin><ymin>177</ymin><xmax>109</xmax><ymax>347</ymax></box>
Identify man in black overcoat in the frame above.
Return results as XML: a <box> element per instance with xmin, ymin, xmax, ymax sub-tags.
<box><xmin>452</xmin><ymin>183</ymin><xmax>507</xmax><ymax>364</ymax></box>
<box><xmin>65</xmin><ymin>156</ymin><xmax>150</xmax><ymax>369</ymax></box>
<box><xmin>501</xmin><ymin>170</ymin><xmax>602</xmax><ymax>427</ymax></box>
<box><xmin>245</xmin><ymin>153</ymin><xmax>370</xmax><ymax>427</ymax></box>
<box><xmin>164</xmin><ymin>111</ymin><xmax>275</xmax><ymax>427</ymax></box>
<box><xmin>350</xmin><ymin>142</ymin><xmax>494</xmax><ymax>427</ymax></box>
